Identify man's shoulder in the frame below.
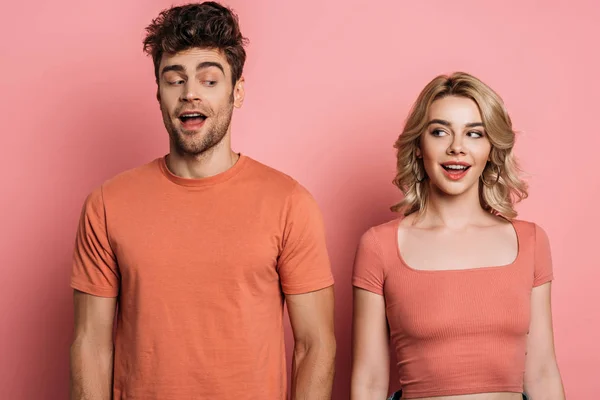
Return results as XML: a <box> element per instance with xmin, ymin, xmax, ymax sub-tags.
<box><xmin>243</xmin><ymin>156</ymin><xmax>300</xmax><ymax>193</ymax></box>
<box><xmin>78</xmin><ymin>158</ymin><xmax>160</xmax><ymax>218</ymax></box>
<box><xmin>89</xmin><ymin>158</ymin><xmax>161</xmax><ymax>200</ymax></box>
<box><xmin>242</xmin><ymin>156</ymin><xmax>325</xmax><ymax>213</ymax></box>
<box><xmin>109</xmin><ymin>157</ymin><xmax>160</xmax><ymax>183</ymax></box>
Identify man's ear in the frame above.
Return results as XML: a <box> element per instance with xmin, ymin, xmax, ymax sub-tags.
<box><xmin>233</xmin><ymin>76</ymin><xmax>245</xmax><ymax>108</ymax></box>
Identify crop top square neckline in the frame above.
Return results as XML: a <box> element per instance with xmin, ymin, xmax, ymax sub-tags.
<box><xmin>393</xmin><ymin>217</ymin><xmax>522</xmax><ymax>274</ymax></box>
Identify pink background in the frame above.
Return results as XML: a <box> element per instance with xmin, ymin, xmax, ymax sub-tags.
<box><xmin>1</xmin><ymin>1</ymin><xmax>598</xmax><ymax>398</ymax></box>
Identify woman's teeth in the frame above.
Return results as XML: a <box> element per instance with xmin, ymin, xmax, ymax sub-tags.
<box><xmin>443</xmin><ymin>165</ymin><xmax>469</xmax><ymax>170</ymax></box>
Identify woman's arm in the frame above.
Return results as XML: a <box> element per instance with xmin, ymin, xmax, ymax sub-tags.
<box><xmin>524</xmin><ymin>282</ymin><xmax>565</xmax><ymax>399</ymax></box>
<box><xmin>351</xmin><ymin>287</ymin><xmax>391</xmax><ymax>400</ymax></box>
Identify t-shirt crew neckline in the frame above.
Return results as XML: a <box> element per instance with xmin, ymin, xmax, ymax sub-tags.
<box><xmin>157</xmin><ymin>153</ymin><xmax>248</xmax><ymax>188</ymax></box>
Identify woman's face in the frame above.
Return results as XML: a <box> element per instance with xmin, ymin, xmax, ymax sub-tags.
<box><xmin>418</xmin><ymin>95</ymin><xmax>492</xmax><ymax>197</ymax></box>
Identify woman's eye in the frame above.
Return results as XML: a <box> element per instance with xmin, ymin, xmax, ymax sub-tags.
<box><xmin>432</xmin><ymin>129</ymin><xmax>447</xmax><ymax>137</ymax></box>
<box><xmin>468</xmin><ymin>131</ymin><xmax>484</xmax><ymax>138</ymax></box>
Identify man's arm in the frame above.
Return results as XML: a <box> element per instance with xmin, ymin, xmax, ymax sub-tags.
<box><xmin>287</xmin><ymin>286</ymin><xmax>336</xmax><ymax>400</ymax></box>
<box><xmin>70</xmin><ymin>290</ymin><xmax>117</xmax><ymax>400</ymax></box>
<box><xmin>523</xmin><ymin>282</ymin><xmax>565</xmax><ymax>399</ymax></box>
<box><xmin>350</xmin><ymin>288</ymin><xmax>390</xmax><ymax>400</ymax></box>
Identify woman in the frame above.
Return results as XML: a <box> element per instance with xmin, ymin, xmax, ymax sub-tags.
<box><xmin>350</xmin><ymin>72</ymin><xmax>565</xmax><ymax>400</ymax></box>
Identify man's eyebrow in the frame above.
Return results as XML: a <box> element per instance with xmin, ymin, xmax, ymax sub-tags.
<box><xmin>161</xmin><ymin>64</ymin><xmax>185</xmax><ymax>75</ymax></box>
<box><xmin>197</xmin><ymin>61</ymin><xmax>225</xmax><ymax>75</ymax></box>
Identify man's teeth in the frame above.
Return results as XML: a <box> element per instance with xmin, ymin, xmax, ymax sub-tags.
<box><xmin>445</xmin><ymin>165</ymin><xmax>468</xmax><ymax>170</ymax></box>
<box><xmin>182</xmin><ymin>113</ymin><xmax>203</xmax><ymax>117</ymax></box>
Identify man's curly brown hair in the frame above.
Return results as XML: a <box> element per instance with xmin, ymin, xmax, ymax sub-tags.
<box><xmin>143</xmin><ymin>2</ymin><xmax>248</xmax><ymax>85</ymax></box>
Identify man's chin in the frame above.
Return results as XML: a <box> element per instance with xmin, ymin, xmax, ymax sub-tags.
<box><xmin>179</xmin><ymin>126</ymin><xmax>204</xmax><ymax>136</ymax></box>
<box><xmin>172</xmin><ymin>135</ymin><xmax>215</xmax><ymax>156</ymax></box>
<box><xmin>174</xmin><ymin>145</ymin><xmax>207</xmax><ymax>156</ymax></box>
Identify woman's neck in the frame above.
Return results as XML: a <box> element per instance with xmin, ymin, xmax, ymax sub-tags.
<box><xmin>419</xmin><ymin>183</ymin><xmax>493</xmax><ymax>230</ymax></box>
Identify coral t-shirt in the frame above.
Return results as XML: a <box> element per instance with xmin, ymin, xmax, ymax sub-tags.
<box><xmin>71</xmin><ymin>155</ymin><xmax>334</xmax><ymax>399</ymax></box>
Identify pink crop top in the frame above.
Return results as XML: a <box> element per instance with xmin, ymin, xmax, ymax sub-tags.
<box><xmin>352</xmin><ymin>219</ymin><xmax>554</xmax><ymax>398</ymax></box>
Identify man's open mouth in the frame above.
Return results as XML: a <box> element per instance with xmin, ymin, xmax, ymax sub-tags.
<box><xmin>179</xmin><ymin>112</ymin><xmax>207</xmax><ymax>123</ymax></box>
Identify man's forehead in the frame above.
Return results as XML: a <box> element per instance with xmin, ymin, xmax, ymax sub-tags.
<box><xmin>160</xmin><ymin>48</ymin><xmax>230</xmax><ymax>72</ymax></box>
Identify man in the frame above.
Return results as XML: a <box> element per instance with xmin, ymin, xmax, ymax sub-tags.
<box><xmin>69</xmin><ymin>2</ymin><xmax>336</xmax><ymax>399</ymax></box>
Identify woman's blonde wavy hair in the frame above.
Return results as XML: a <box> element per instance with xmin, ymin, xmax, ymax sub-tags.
<box><xmin>392</xmin><ymin>72</ymin><xmax>528</xmax><ymax>219</ymax></box>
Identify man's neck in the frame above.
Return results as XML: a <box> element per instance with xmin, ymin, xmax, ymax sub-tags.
<box><xmin>166</xmin><ymin>145</ymin><xmax>240</xmax><ymax>180</ymax></box>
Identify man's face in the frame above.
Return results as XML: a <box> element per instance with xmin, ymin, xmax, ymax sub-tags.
<box><xmin>157</xmin><ymin>48</ymin><xmax>244</xmax><ymax>156</ymax></box>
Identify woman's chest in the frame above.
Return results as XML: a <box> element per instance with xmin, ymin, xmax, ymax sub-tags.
<box><xmin>384</xmin><ymin>265</ymin><xmax>534</xmax><ymax>340</ymax></box>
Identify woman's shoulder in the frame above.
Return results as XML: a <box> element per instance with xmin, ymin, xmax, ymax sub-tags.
<box><xmin>357</xmin><ymin>217</ymin><xmax>402</xmax><ymax>251</ymax></box>
<box><xmin>510</xmin><ymin>217</ymin><xmax>545</xmax><ymax>232</ymax></box>
<box><xmin>511</xmin><ymin>217</ymin><xmax>534</xmax><ymax>227</ymax></box>
<box><xmin>510</xmin><ymin>218</ymin><xmax>551</xmax><ymax>248</ymax></box>
<box><xmin>364</xmin><ymin>217</ymin><xmax>402</xmax><ymax>237</ymax></box>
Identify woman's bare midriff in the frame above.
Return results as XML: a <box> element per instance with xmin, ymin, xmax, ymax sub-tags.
<box><xmin>409</xmin><ymin>393</ymin><xmax>523</xmax><ymax>400</ymax></box>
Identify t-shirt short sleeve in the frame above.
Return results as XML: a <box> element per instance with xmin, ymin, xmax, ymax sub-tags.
<box><xmin>277</xmin><ymin>183</ymin><xmax>334</xmax><ymax>295</ymax></box>
<box><xmin>352</xmin><ymin>228</ymin><xmax>385</xmax><ymax>296</ymax></box>
<box><xmin>71</xmin><ymin>187</ymin><xmax>120</xmax><ymax>297</ymax></box>
<box><xmin>533</xmin><ymin>223</ymin><xmax>554</xmax><ymax>287</ymax></box>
